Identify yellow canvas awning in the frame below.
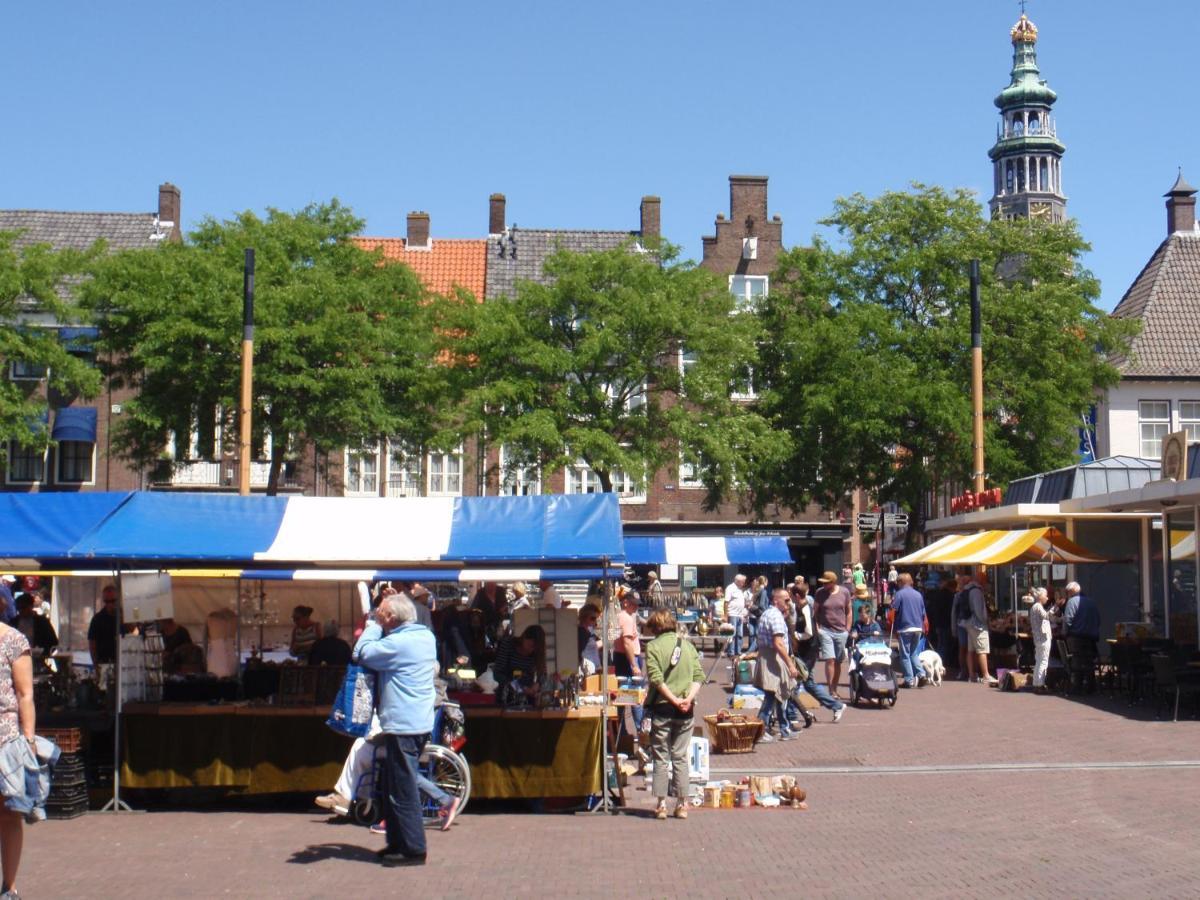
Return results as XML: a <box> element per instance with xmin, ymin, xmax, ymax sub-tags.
<box><xmin>893</xmin><ymin>527</ymin><xmax>1106</xmax><ymax>567</ymax></box>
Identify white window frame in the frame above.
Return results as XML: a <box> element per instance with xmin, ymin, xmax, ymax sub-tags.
<box><xmin>9</xmin><ymin>361</ymin><xmax>48</xmax><ymax>381</ymax></box>
<box><xmin>54</xmin><ymin>440</ymin><xmax>96</xmax><ymax>486</ymax></box>
<box><xmin>1138</xmin><ymin>400</ymin><xmax>1171</xmax><ymax>459</ymax></box>
<box><xmin>564</xmin><ymin>459</ymin><xmax>646</xmax><ymax>504</ymax></box>
<box><xmin>427</xmin><ymin>447</ymin><xmax>464</xmax><ymax>497</ymax></box>
<box><xmin>1180</xmin><ymin>400</ymin><xmax>1200</xmax><ymax>444</ymax></box>
<box><xmin>730</xmin><ymin>362</ymin><xmax>758</xmax><ymax>401</ymax></box>
<box><xmin>345</xmin><ymin>442</ymin><xmax>382</xmax><ymax>496</ymax></box>
<box><xmin>728</xmin><ymin>274</ymin><xmax>768</xmax><ymax>311</ymax></box>
<box><xmin>604</xmin><ymin>380</ymin><xmax>647</xmax><ymax>413</ymax></box>
<box><xmin>498</xmin><ymin>445</ymin><xmax>541</xmax><ymax>496</ymax></box>
<box><xmin>6</xmin><ymin>442</ymin><xmax>47</xmax><ymax>485</ymax></box>
<box><xmin>678</xmin><ymin>449</ymin><xmax>704</xmax><ymax>489</ymax></box>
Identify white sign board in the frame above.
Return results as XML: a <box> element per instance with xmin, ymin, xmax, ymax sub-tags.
<box><xmin>660</xmin><ymin>564</ymin><xmax>679</xmax><ymax>582</ymax></box>
<box><xmin>121</xmin><ymin>573</ymin><xmax>174</xmax><ymax>623</ymax></box>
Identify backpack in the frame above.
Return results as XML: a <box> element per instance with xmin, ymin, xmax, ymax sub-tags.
<box><xmin>954</xmin><ymin>589</ymin><xmax>974</xmax><ymax>623</ymax></box>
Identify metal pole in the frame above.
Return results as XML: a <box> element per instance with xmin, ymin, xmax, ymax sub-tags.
<box><xmin>1161</xmin><ymin>517</ymin><xmax>1171</xmax><ymax>639</ymax></box>
<box><xmin>969</xmin><ymin>259</ymin><xmax>985</xmax><ymax>496</ymax></box>
<box><xmin>238</xmin><ymin>248</ymin><xmax>255</xmax><ymax>496</ymax></box>
<box><xmin>101</xmin><ymin>568</ymin><xmax>133</xmax><ymax>813</ymax></box>
<box><xmin>600</xmin><ymin>560</ymin><xmax>611</xmax><ymax>814</ymax></box>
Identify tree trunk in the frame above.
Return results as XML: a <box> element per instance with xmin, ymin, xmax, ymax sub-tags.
<box><xmin>266</xmin><ymin>439</ymin><xmax>286</xmax><ymax>497</ymax></box>
<box><xmin>596</xmin><ymin>468</ymin><xmax>613</xmax><ymax>493</ymax></box>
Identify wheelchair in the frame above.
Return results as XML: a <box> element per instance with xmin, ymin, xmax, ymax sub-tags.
<box><xmin>351</xmin><ymin>704</ymin><xmax>471</xmax><ymax>828</ymax></box>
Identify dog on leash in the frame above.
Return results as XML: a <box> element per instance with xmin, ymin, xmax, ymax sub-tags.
<box><xmin>917</xmin><ymin>649</ymin><xmax>945</xmax><ymax>686</ymax></box>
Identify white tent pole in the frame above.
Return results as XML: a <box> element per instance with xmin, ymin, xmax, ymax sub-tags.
<box><xmin>101</xmin><ymin>567</ymin><xmax>133</xmax><ymax>813</ymax></box>
<box><xmin>600</xmin><ymin>559</ymin><xmax>611</xmax><ymax>815</ymax></box>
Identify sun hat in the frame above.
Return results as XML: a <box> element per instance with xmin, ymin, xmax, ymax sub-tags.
<box><xmin>817</xmin><ymin>571</ymin><xmax>838</xmax><ymax>584</ymax></box>
<box><xmin>854</xmin><ymin>585</ymin><xmax>870</xmax><ymax>598</ymax></box>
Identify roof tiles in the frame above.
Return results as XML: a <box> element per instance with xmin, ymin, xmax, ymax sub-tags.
<box><xmin>484</xmin><ymin>229</ymin><xmax>640</xmax><ymax>299</ymax></box>
<box><xmin>355</xmin><ymin>237</ymin><xmax>487</xmax><ymax>299</ymax></box>
<box><xmin>1110</xmin><ymin>232</ymin><xmax>1200</xmax><ymax>378</ymax></box>
<box><xmin>0</xmin><ymin>209</ymin><xmax>163</xmax><ymax>251</ymax></box>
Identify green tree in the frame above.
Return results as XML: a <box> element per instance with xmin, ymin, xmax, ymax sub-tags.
<box><xmin>439</xmin><ymin>242</ymin><xmax>769</xmax><ymax>507</ymax></box>
<box><xmin>80</xmin><ymin>201</ymin><xmax>438</xmax><ymax>494</ymax></box>
<box><xmin>756</xmin><ymin>185</ymin><xmax>1136</xmax><ymax>544</ymax></box>
<box><xmin>0</xmin><ymin>232</ymin><xmax>101</xmax><ymax>455</ymax></box>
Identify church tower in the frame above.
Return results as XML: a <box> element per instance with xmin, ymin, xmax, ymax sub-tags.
<box><xmin>988</xmin><ymin>13</ymin><xmax>1067</xmax><ymax>222</ymax></box>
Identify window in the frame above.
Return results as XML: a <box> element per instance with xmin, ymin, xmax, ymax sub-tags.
<box><xmin>346</xmin><ymin>444</ymin><xmax>380</xmax><ymax>495</ymax></box>
<box><xmin>679</xmin><ymin>449</ymin><xmax>705</xmax><ymax>488</ymax></box>
<box><xmin>730</xmin><ymin>362</ymin><xmax>758</xmax><ymax>400</ymax></box>
<box><xmin>428</xmin><ymin>448</ymin><xmax>463</xmax><ymax>496</ymax></box>
<box><xmin>386</xmin><ymin>443</ymin><xmax>423</xmax><ymax>496</ymax></box>
<box><xmin>1028</xmin><ymin>114</ymin><xmax>1041</xmax><ymax>135</ymax></box>
<box><xmin>605</xmin><ymin>380</ymin><xmax>646</xmax><ymax>412</ymax></box>
<box><xmin>10</xmin><ymin>361</ymin><xmax>47</xmax><ymax>381</ymax></box>
<box><xmin>498</xmin><ymin>446</ymin><xmax>540</xmax><ymax>496</ymax></box>
<box><xmin>1005</xmin><ymin>161</ymin><xmax>1014</xmax><ymax>193</ymax></box>
<box><xmin>1181</xmin><ymin>401</ymin><xmax>1200</xmax><ymax>444</ymax></box>
<box><xmin>56</xmin><ymin>441</ymin><xmax>94</xmax><ymax>484</ymax></box>
<box><xmin>565</xmin><ymin>460</ymin><xmax>645</xmax><ymax>503</ymax></box>
<box><xmin>1138</xmin><ymin>401</ymin><xmax>1170</xmax><ymax>458</ymax></box>
<box><xmin>729</xmin><ymin>275</ymin><xmax>768</xmax><ymax>311</ymax></box>
<box><xmin>7</xmin><ymin>443</ymin><xmax>45</xmax><ymax>484</ymax></box>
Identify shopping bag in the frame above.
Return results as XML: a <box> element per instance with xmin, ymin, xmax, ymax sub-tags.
<box><xmin>325</xmin><ymin>664</ymin><xmax>376</xmax><ymax>738</ymax></box>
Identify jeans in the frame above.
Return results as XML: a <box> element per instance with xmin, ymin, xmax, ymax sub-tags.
<box><xmin>649</xmin><ymin>712</ymin><xmax>693</xmax><ymax>800</ymax></box>
<box><xmin>801</xmin><ymin>673</ymin><xmax>844</xmax><ymax>712</ymax></box>
<box><xmin>758</xmin><ymin>691</ymin><xmax>793</xmax><ymax>736</ymax></box>
<box><xmin>614</xmin><ymin>654</ymin><xmax>646</xmax><ymax>739</ymax></box>
<box><xmin>383</xmin><ymin>733</ymin><xmax>428</xmax><ymax>858</ymax></box>
<box><xmin>417</xmin><ymin>771</ymin><xmax>451</xmax><ymax>807</ymax></box>
<box><xmin>898</xmin><ymin>631</ymin><xmax>926</xmax><ymax>684</ymax></box>
<box><xmin>727</xmin><ymin>616</ymin><xmax>743</xmax><ymax>656</ymax></box>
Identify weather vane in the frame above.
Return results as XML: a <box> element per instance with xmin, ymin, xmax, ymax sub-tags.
<box><xmin>1019</xmin><ymin>0</ymin><xmax>1028</xmax><ymax>14</ymax></box>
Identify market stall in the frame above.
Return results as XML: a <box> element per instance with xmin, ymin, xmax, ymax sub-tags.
<box><xmin>0</xmin><ymin>492</ymin><xmax>626</xmax><ymax>806</ymax></box>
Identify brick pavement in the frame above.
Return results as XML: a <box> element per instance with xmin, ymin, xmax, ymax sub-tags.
<box><xmin>17</xmin><ymin>661</ymin><xmax>1200</xmax><ymax>899</ymax></box>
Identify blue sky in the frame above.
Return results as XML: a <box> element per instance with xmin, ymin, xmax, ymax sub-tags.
<box><xmin>3</xmin><ymin>1</ymin><xmax>1194</xmax><ymax>310</ymax></box>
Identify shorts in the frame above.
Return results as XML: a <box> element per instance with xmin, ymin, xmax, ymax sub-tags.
<box><xmin>966</xmin><ymin>624</ymin><xmax>990</xmax><ymax>654</ymax></box>
<box><xmin>817</xmin><ymin>630</ymin><xmax>849</xmax><ymax>662</ymax></box>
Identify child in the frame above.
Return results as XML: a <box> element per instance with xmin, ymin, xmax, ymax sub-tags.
<box><xmin>849</xmin><ymin>603</ymin><xmax>882</xmax><ymax>646</ymax></box>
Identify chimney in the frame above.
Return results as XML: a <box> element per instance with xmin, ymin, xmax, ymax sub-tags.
<box><xmin>406</xmin><ymin>211</ymin><xmax>431</xmax><ymax>249</ymax></box>
<box><xmin>1164</xmin><ymin>170</ymin><xmax>1197</xmax><ymax>236</ymax></box>
<box><xmin>640</xmin><ymin>196</ymin><xmax>661</xmax><ymax>240</ymax></box>
<box><xmin>157</xmin><ymin>182</ymin><xmax>181</xmax><ymax>241</ymax></box>
<box><xmin>489</xmin><ymin>193</ymin><xmax>506</xmax><ymax>235</ymax></box>
<box><xmin>729</xmin><ymin>175</ymin><xmax>768</xmax><ymax>233</ymax></box>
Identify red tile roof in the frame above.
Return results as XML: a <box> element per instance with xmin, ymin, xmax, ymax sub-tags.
<box><xmin>355</xmin><ymin>237</ymin><xmax>486</xmax><ymax>299</ymax></box>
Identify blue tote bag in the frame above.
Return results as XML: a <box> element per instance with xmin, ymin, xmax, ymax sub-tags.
<box><xmin>326</xmin><ymin>664</ymin><xmax>376</xmax><ymax>738</ymax></box>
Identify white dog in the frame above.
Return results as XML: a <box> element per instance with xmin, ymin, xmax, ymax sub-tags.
<box><xmin>917</xmin><ymin>649</ymin><xmax>945</xmax><ymax>686</ymax></box>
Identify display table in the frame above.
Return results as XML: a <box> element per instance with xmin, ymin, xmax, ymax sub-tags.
<box><xmin>120</xmin><ymin>703</ymin><xmax>351</xmax><ymax>794</ymax></box>
<box><xmin>464</xmin><ymin>707</ymin><xmax>613</xmax><ymax>800</ymax></box>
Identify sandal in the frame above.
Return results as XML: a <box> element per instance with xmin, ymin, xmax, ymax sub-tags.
<box><xmin>655</xmin><ymin>804</ymin><xmax>668</xmax><ymax>820</ymax></box>
<box><xmin>673</xmin><ymin>805</ymin><xmax>688</xmax><ymax>820</ymax></box>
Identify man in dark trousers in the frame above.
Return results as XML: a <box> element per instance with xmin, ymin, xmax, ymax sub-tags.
<box><xmin>1062</xmin><ymin>581</ymin><xmax>1100</xmax><ymax>694</ymax></box>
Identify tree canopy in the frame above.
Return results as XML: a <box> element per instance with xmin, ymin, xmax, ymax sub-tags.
<box><xmin>0</xmin><ymin>232</ymin><xmax>101</xmax><ymax>452</ymax></box>
<box><xmin>755</xmin><ymin>184</ymin><xmax>1136</xmax><ymax>541</ymax></box>
<box><xmin>438</xmin><ymin>242</ymin><xmax>769</xmax><ymax>506</ymax></box>
<box><xmin>80</xmin><ymin>201</ymin><xmax>438</xmax><ymax>493</ymax></box>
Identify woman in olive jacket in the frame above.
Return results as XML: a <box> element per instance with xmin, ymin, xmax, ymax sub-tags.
<box><xmin>644</xmin><ymin>609</ymin><xmax>704</xmax><ymax>820</ymax></box>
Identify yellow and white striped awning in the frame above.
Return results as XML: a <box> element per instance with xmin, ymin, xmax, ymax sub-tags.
<box><xmin>893</xmin><ymin>527</ymin><xmax>1106</xmax><ymax>567</ymax></box>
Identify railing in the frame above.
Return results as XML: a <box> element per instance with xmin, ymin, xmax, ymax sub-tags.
<box><xmin>155</xmin><ymin>460</ymin><xmax>299</xmax><ymax>489</ymax></box>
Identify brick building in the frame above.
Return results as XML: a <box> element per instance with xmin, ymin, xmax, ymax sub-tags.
<box><xmin>0</xmin><ymin>183</ymin><xmax>183</xmax><ymax>492</ymax></box>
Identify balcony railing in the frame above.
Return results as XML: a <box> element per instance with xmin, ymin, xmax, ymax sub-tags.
<box><xmin>154</xmin><ymin>460</ymin><xmax>299</xmax><ymax>489</ymax></box>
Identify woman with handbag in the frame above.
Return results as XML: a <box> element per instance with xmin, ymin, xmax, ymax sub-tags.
<box><xmin>643</xmin><ymin>609</ymin><xmax>704</xmax><ymax>821</ymax></box>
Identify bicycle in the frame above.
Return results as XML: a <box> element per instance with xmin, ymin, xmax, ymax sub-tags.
<box><xmin>351</xmin><ymin>703</ymin><xmax>471</xmax><ymax>828</ymax></box>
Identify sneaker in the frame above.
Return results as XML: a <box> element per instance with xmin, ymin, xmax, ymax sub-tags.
<box><xmin>369</xmin><ymin>819</ymin><xmax>387</xmax><ymax>835</ymax></box>
<box><xmin>380</xmin><ymin>852</ymin><xmax>426</xmax><ymax>868</ymax></box>
<box><xmin>672</xmin><ymin>804</ymin><xmax>689</xmax><ymax>819</ymax></box>
<box><xmin>801</xmin><ymin>711</ymin><xmax>816</xmax><ymax>729</ymax></box>
<box><xmin>787</xmin><ymin>718</ymin><xmax>803</xmax><ymax>731</ymax></box>
<box><xmin>779</xmin><ymin>731</ymin><xmax>799</xmax><ymax>742</ymax></box>
<box><xmin>982</xmin><ymin>675</ymin><xmax>999</xmax><ymax>685</ymax></box>
<box><xmin>757</xmin><ymin>733</ymin><xmax>775</xmax><ymax>744</ymax></box>
<box><xmin>315</xmin><ymin>792</ymin><xmax>350</xmax><ymax>816</ymax></box>
<box><xmin>832</xmin><ymin>706</ymin><xmax>845</xmax><ymax>724</ymax></box>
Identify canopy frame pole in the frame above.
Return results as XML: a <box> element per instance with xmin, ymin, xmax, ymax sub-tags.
<box><xmin>1194</xmin><ymin>504</ymin><xmax>1200</xmax><ymax>650</ymax></box>
<box><xmin>100</xmin><ymin>567</ymin><xmax>133</xmax><ymax>813</ymax></box>
<box><xmin>1161</xmin><ymin>517</ymin><xmax>1171</xmax><ymax>639</ymax></box>
<box><xmin>600</xmin><ymin>560</ymin><xmax>611</xmax><ymax>814</ymax></box>
<box><xmin>235</xmin><ymin>578</ymin><xmax>243</xmax><ymax>693</ymax></box>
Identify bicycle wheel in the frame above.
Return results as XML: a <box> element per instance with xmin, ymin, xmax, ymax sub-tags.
<box><xmin>419</xmin><ymin>743</ymin><xmax>471</xmax><ymax>827</ymax></box>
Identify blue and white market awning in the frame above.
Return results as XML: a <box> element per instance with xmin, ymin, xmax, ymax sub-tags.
<box><xmin>623</xmin><ymin>534</ymin><xmax>792</xmax><ymax>566</ymax></box>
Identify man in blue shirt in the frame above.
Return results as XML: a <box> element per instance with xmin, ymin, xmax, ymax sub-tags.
<box><xmin>1062</xmin><ymin>581</ymin><xmax>1100</xmax><ymax>695</ymax></box>
<box><xmin>891</xmin><ymin>573</ymin><xmax>927</xmax><ymax>688</ymax></box>
<box><xmin>354</xmin><ymin>594</ymin><xmax>437</xmax><ymax>867</ymax></box>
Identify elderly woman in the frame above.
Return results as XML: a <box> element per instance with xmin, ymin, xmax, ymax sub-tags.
<box><xmin>644</xmin><ymin>609</ymin><xmax>703</xmax><ymax>821</ymax></box>
<box><xmin>0</xmin><ymin>614</ymin><xmax>34</xmax><ymax>895</ymax></box>
<box><xmin>756</xmin><ymin>588</ymin><xmax>802</xmax><ymax>742</ymax></box>
<box><xmin>1029</xmin><ymin>587</ymin><xmax>1059</xmax><ymax>695</ymax></box>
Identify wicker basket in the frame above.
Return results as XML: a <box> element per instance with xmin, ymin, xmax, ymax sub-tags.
<box><xmin>703</xmin><ymin>714</ymin><xmax>764</xmax><ymax>754</ymax></box>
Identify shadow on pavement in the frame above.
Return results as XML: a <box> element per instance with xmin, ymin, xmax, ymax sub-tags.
<box><xmin>288</xmin><ymin>842</ymin><xmax>380</xmax><ymax>865</ymax></box>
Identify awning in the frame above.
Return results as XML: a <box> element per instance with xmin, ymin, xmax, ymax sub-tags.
<box><xmin>64</xmin><ymin>492</ymin><xmax>624</xmax><ymax>570</ymax></box>
<box><xmin>624</xmin><ymin>535</ymin><xmax>792</xmax><ymax>566</ymax></box>
<box><xmin>0</xmin><ymin>492</ymin><xmax>133</xmax><ymax>566</ymax></box>
<box><xmin>892</xmin><ymin>527</ymin><xmax>1106</xmax><ymax>567</ymax></box>
<box><xmin>51</xmin><ymin>407</ymin><xmax>97</xmax><ymax>443</ymax></box>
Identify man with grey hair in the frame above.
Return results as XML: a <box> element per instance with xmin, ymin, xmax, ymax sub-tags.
<box><xmin>354</xmin><ymin>593</ymin><xmax>437</xmax><ymax>867</ymax></box>
<box><xmin>1062</xmin><ymin>581</ymin><xmax>1100</xmax><ymax>694</ymax></box>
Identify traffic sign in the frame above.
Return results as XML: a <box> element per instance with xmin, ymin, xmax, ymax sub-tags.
<box><xmin>856</xmin><ymin>514</ymin><xmax>882</xmax><ymax>531</ymax></box>
<box><xmin>884</xmin><ymin>513</ymin><xmax>909</xmax><ymax>528</ymax></box>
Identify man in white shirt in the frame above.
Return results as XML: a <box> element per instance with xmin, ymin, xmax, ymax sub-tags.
<box><xmin>724</xmin><ymin>574</ymin><xmax>748</xmax><ymax>657</ymax></box>
<box><xmin>538</xmin><ymin>579</ymin><xmax>565</xmax><ymax>609</ymax></box>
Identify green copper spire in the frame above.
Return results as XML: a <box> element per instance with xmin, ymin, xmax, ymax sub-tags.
<box><xmin>988</xmin><ymin>13</ymin><xmax>1067</xmax><ymax>222</ymax></box>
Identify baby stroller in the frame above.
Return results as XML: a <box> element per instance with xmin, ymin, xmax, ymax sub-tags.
<box><xmin>849</xmin><ymin>638</ymin><xmax>898</xmax><ymax>708</ymax></box>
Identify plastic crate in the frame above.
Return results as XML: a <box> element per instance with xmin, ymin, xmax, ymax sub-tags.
<box><xmin>41</xmin><ymin>728</ymin><xmax>83</xmax><ymax>754</ymax></box>
<box><xmin>48</xmin><ymin>781</ymin><xmax>88</xmax><ymax>802</ymax></box>
<box><xmin>45</xmin><ymin>795</ymin><xmax>89</xmax><ymax>820</ymax></box>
